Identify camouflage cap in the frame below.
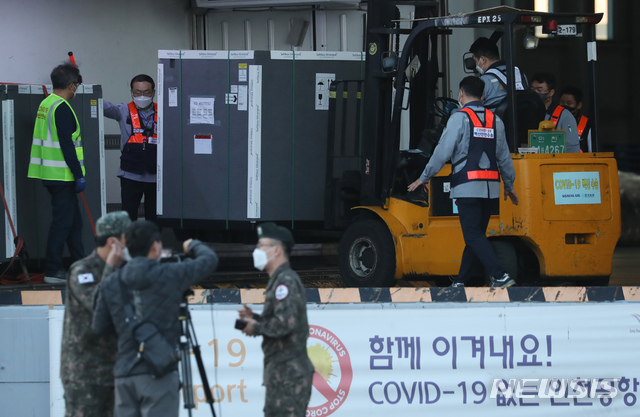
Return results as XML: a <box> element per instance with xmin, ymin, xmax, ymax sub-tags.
<box><xmin>257</xmin><ymin>222</ymin><xmax>295</xmax><ymax>252</ymax></box>
<box><xmin>96</xmin><ymin>211</ymin><xmax>131</xmax><ymax>238</ymax></box>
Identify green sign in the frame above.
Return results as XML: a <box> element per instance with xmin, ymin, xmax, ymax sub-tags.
<box><xmin>528</xmin><ymin>130</ymin><xmax>566</xmax><ymax>153</ymax></box>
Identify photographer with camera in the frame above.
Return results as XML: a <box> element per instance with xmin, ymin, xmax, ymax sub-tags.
<box><xmin>237</xmin><ymin>222</ymin><xmax>314</xmax><ymax>417</ymax></box>
<box><xmin>92</xmin><ymin>220</ymin><xmax>218</xmax><ymax>417</ymax></box>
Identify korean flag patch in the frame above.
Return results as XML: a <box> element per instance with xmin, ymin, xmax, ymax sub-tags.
<box><xmin>78</xmin><ymin>273</ymin><xmax>95</xmax><ymax>284</ymax></box>
<box><xmin>275</xmin><ymin>284</ymin><xmax>289</xmax><ymax>300</ymax></box>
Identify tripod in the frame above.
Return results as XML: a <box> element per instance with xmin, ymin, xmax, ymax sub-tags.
<box><xmin>179</xmin><ymin>293</ymin><xmax>217</xmax><ymax>417</ymax></box>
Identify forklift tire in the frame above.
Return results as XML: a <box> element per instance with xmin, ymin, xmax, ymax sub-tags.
<box><xmin>486</xmin><ymin>240</ymin><xmax>519</xmax><ymax>285</ymax></box>
<box><xmin>339</xmin><ymin>219</ymin><xmax>396</xmax><ymax>287</ymax></box>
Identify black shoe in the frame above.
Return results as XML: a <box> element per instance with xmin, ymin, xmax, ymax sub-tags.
<box><xmin>491</xmin><ymin>273</ymin><xmax>515</xmax><ymax>288</ymax></box>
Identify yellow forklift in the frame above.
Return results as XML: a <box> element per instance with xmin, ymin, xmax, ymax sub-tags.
<box><xmin>333</xmin><ymin>3</ymin><xmax>620</xmax><ymax>286</ymax></box>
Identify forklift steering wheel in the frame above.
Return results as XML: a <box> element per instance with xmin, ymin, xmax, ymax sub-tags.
<box><xmin>433</xmin><ymin>97</ymin><xmax>459</xmax><ymax>120</ymax></box>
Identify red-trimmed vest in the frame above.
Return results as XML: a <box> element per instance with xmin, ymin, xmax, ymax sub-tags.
<box><xmin>548</xmin><ymin>105</ymin><xmax>565</xmax><ymax>128</ymax></box>
<box><xmin>450</xmin><ymin>107</ymin><xmax>500</xmax><ymax>187</ymax></box>
<box><xmin>577</xmin><ymin>115</ymin><xmax>589</xmax><ymax>137</ymax></box>
<box><xmin>120</xmin><ymin>102</ymin><xmax>157</xmax><ymax>175</ymax></box>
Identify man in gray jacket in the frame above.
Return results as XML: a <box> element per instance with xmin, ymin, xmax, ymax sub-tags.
<box><xmin>103</xmin><ymin>74</ymin><xmax>158</xmax><ymax>222</ymax></box>
<box><xmin>531</xmin><ymin>72</ymin><xmax>581</xmax><ymax>153</ymax></box>
<box><xmin>469</xmin><ymin>37</ymin><xmax>529</xmax><ymax>113</ymax></box>
<box><xmin>93</xmin><ymin>220</ymin><xmax>218</xmax><ymax>417</ymax></box>
<box><xmin>408</xmin><ymin>76</ymin><xmax>519</xmax><ymax>288</ymax></box>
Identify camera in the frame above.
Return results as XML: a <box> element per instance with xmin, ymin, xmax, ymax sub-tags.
<box><xmin>235</xmin><ymin>319</ymin><xmax>247</xmax><ymax>330</ymax></box>
<box><xmin>159</xmin><ymin>251</ymin><xmax>194</xmax><ymax>264</ymax></box>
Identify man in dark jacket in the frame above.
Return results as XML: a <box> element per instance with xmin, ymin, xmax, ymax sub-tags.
<box><xmin>408</xmin><ymin>77</ymin><xmax>518</xmax><ymax>288</ymax></box>
<box><xmin>28</xmin><ymin>63</ymin><xmax>86</xmax><ymax>283</ymax></box>
<box><xmin>93</xmin><ymin>220</ymin><xmax>218</xmax><ymax>417</ymax></box>
<box><xmin>238</xmin><ymin>222</ymin><xmax>314</xmax><ymax>417</ymax></box>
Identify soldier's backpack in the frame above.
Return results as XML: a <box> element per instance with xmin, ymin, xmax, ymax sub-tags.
<box><xmin>118</xmin><ymin>275</ymin><xmax>181</xmax><ymax>377</ymax></box>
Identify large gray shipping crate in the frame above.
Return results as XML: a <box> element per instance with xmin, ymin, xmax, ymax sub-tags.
<box><xmin>0</xmin><ymin>84</ymin><xmax>105</xmax><ymax>263</ymax></box>
<box><xmin>157</xmin><ymin>50</ymin><xmax>364</xmax><ymax>229</ymax></box>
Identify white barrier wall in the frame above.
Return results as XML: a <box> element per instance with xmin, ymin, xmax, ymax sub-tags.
<box><xmin>47</xmin><ymin>302</ymin><xmax>640</xmax><ymax>416</ymax></box>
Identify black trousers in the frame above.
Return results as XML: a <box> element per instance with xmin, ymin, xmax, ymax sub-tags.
<box><xmin>456</xmin><ymin>197</ymin><xmax>505</xmax><ymax>283</ymax></box>
<box><xmin>120</xmin><ymin>178</ymin><xmax>157</xmax><ymax>222</ymax></box>
<box><xmin>45</xmin><ymin>183</ymin><xmax>84</xmax><ymax>274</ymax></box>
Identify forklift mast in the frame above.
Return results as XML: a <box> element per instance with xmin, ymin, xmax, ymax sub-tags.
<box><xmin>360</xmin><ymin>0</ymin><xmax>445</xmax><ymax>207</ymax></box>
<box><xmin>359</xmin><ymin>3</ymin><xmax>602</xmax><ymax>208</ymax></box>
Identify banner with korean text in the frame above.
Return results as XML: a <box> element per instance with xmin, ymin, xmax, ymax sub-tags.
<box><xmin>49</xmin><ymin>302</ymin><xmax>640</xmax><ymax>416</ymax></box>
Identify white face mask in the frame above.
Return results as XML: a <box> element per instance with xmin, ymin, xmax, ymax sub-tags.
<box><xmin>133</xmin><ymin>95</ymin><xmax>153</xmax><ymax>109</ymax></box>
<box><xmin>123</xmin><ymin>247</ymin><xmax>132</xmax><ymax>262</ymax></box>
<box><xmin>252</xmin><ymin>247</ymin><xmax>275</xmax><ymax>271</ymax></box>
<box><xmin>475</xmin><ymin>65</ymin><xmax>485</xmax><ymax>75</ymax></box>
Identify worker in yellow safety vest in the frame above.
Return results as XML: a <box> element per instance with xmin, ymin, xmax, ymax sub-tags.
<box><xmin>28</xmin><ymin>63</ymin><xmax>86</xmax><ymax>284</ymax></box>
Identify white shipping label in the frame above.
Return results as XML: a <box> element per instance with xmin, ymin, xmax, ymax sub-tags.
<box><xmin>168</xmin><ymin>87</ymin><xmax>178</xmax><ymax>107</ymax></box>
<box><xmin>239</xmin><ymin>68</ymin><xmax>248</xmax><ymax>82</ymax></box>
<box><xmin>315</xmin><ymin>73</ymin><xmax>335</xmax><ymax>110</ymax></box>
<box><xmin>189</xmin><ymin>97</ymin><xmax>215</xmax><ymax>125</ymax></box>
<box><xmin>247</xmin><ymin>65</ymin><xmax>262</xmax><ymax>218</ymax></box>
<box><xmin>238</xmin><ymin>85</ymin><xmax>248</xmax><ymax>111</ymax></box>
<box><xmin>194</xmin><ymin>134</ymin><xmax>212</xmax><ymax>154</ymax></box>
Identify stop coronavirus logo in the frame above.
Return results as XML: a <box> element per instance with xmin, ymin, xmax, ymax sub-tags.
<box><xmin>306</xmin><ymin>325</ymin><xmax>353</xmax><ymax>417</ymax></box>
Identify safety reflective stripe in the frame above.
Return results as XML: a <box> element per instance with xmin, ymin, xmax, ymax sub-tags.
<box><xmin>30</xmin><ymin>157</ymin><xmax>85</xmax><ymax>168</ymax></box>
<box><xmin>467</xmin><ymin>170</ymin><xmax>499</xmax><ymax>180</ymax></box>
<box><xmin>577</xmin><ymin>115</ymin><xmax>588</xmax><ymax>136</ymax></box>
<box><xmin>31</xmin><ymin>145</ymin><xmax>84</xmax><ymax>163</ymax></box>
<box><xmin>127</xmin><ymin>102</ymin><xmax>157</xmax><ymax>144</ymax></box>
<box><xmin>459</xmin><ymin>107</ymin><xmax>495</xmax><ymax>131</ymax></box>
<box><xmin>550</xmin><ymin>105</ymin><xmax>564</xmax><ymax>128</ymax></box>
<box><xmin>32</xmin><ymin>138</ymin><xmax>61</xmax><ymax>149</ymax></box>
<box><xmin>31</xmin><ymin>138</ymin><xmax>83</xmax><ymax>149</ymax></box>
<box><xmin>485</xmin><ymin>67</ymin><xmax>526</xmax><ymax>90</ymax></box>
<box><xmin>47</xmin><ymin>99</ymin><xmax>64</xmax><ymax>138</ymax></box>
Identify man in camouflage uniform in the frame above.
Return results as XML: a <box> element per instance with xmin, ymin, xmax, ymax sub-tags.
<box><xmin>238</xmin><ymin>222</ymin><xmax>315</xmax><ymax>417</ymax></box>
<box><xmin>60</xmin><ymin>211</ymin><xmax>131</xmax><ymax>417</ymax></box>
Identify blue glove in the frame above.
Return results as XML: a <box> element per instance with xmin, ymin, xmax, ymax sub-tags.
<box><xmin>75</xmin><ymin>177</ymin><xmax>86</xmax><ymax>193</ymax></box>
